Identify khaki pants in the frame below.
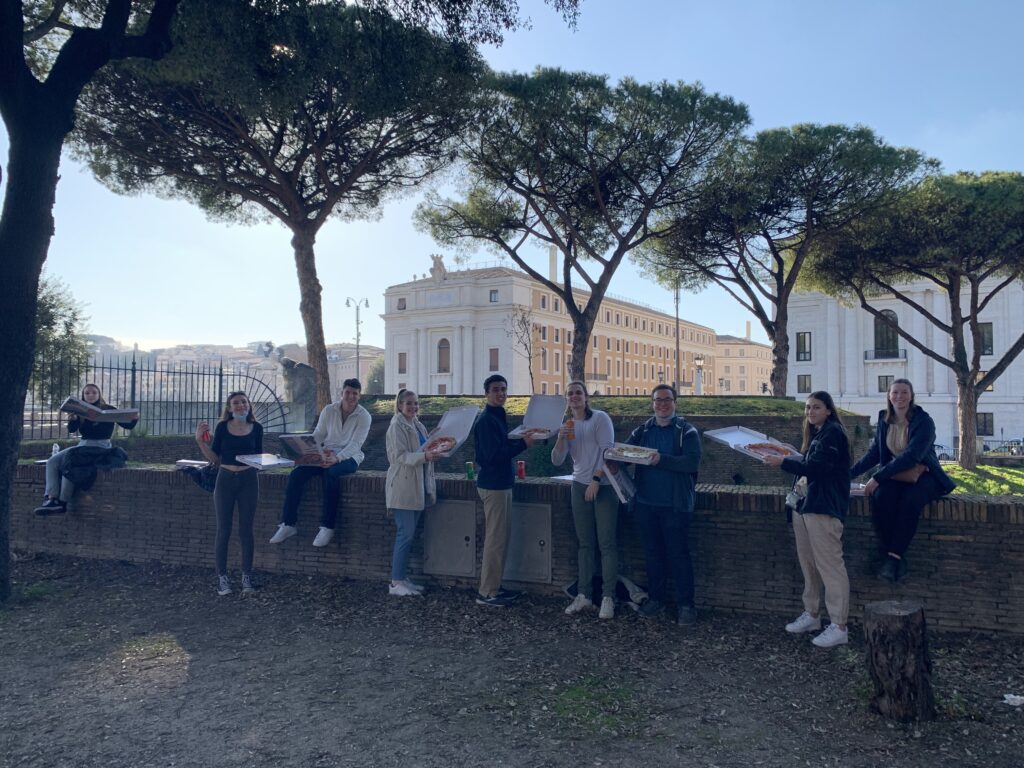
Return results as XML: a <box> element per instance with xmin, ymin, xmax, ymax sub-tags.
<box><xmin>477</xmin><ymin>488</ymin><xmax>512</xmax><ymax>597</ymax></box>
<box><xmin>792</xmin><ymin>512</ymin><xmax>849</xmax><ymax>626</ymax></box>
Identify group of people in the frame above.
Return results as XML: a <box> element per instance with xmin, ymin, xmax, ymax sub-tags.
<box><xmin>36</xmin><ymin>376</ymin><xmax>955</xmax><ymax>646</ymax></box>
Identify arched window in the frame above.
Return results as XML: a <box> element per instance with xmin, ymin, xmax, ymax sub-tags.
<box><xmin>437</xmin><ymin>338</ymin><xmax>450</xmax><ymax>373</ymax></box>
<box><xmin>874</xmin><ymin>310</ymin><xmax>899</xmax><ymax>358</ymax></box>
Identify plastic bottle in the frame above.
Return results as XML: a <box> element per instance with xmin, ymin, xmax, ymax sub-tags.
<box><xmin>52</xmin><ymin>443</ymin><xmax>60</xmax><ymax>456</ymax></box>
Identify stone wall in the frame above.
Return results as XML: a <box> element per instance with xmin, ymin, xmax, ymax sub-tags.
<box><xmin>12</xmin><ymin>464</ymin><xmax>1022</xmax><ymax>634</ymax></box>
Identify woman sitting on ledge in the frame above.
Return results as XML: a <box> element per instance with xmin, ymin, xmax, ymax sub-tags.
<box><xmin>850</xmin><ymin>378</ymin><xmax>956</xmax><ymax>582</ymax></box>
<box><xmin>35</xmin><ymin>383</ymin><xmax>138</xmax><ymax>516</ymax></box>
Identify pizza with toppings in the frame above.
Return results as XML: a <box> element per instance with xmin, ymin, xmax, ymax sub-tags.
<box><xmin>744</xmin><ymin>442</ymin><xmax>797</xmax><ymax>458</ymax></box>
<box><xmin>425</xmin><ymin>436</ymin><xmax>457</xmax><ymax>454</ymax></box>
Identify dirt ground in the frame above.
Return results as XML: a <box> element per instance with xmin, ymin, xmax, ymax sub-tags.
<box><xmin>1</xmin><ymin>554</ymin><xmax>1021</xmax><ymax>768</ymax></box>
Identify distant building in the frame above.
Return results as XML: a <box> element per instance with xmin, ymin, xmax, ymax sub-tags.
<box><xmin>786</xmin><ymin>279</ymin><xmax>1024</xmax><ymax>447</ymax></box>
<box><xmin>714</xmin><ymin>326</ymin><xmax>773</xmax><ymax>396</ymax></box>
<box><xmin>383</xmin><ymin>255</ymin><xmax>719</xmax><ymax>396</ymax></box>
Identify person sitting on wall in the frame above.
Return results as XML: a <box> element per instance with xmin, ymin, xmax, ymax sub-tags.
<box><xmin>473</xmin><ymin>374</ymin><xmax>535</xmax><ymax>608</ymax></box>
<box><xmin>621</xmin><ymin>384</ymin><xmax>702</xmax><ymax>626</ymax></box>
<box><xmin>35</xmin><ymin>383</ymin><xmax>138</xmax><ymax>516</ymax></box>
<box><xmin>268</xmin><ymin>378</ymin><xmax>371</xmax><ymax>548</ymax></box>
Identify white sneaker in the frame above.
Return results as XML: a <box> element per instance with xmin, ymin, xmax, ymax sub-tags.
<box><xmin>241</xmin><ymin>574</ymin><xmax>255</xmax><ymax>594</ymax></box>
<box><xmin>269</xmin><ymin>524</ymin><xmax>297</xmax><ymax>544</ymax></box>
<box><xmin>812</xmin><ymin>623</ymin><xmax>849</xmax><ymax>648</ymax></box>
<box><xmin>564</xmin><ymin>594</ymin><xmax>593</xmax><ymax>615</ymax></box>
<box><xmin>402</xmin><ymin>580</ymin><xmax>425</xmax><ymax>593</ymax></box>
<box><xmin>312</xmin><ymin>526</ymin><xmax>334</xmax><ymax>547</ymax></box>
<box><xmin>217</xmin><ymin>575</ymin><xmax>231</xmax><ymax>596</ymax></box>
<box><xmin>599</xmin><ymin>596</ymin><xmax>615</xmax><ymax>620</ymax></box>
<box><xmin>389</xmin><ymin>582</ymin><xmax>420</xmax><ymax>597</ymax></box>
<box><xmin>785</xmin><ymin>611</ymin><xmax>821</xmax><ymax>634</ymax></box>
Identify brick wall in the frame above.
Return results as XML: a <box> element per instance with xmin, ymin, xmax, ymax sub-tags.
<box><xmin>12</xmin><ymin>464</ymin><xmax>1021</xmax><ymax>634</ymax></box>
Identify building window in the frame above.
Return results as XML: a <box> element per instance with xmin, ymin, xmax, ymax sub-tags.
<box><xmin>566</xmin><ymin>331</ymin><xmax>572</xmax><ymax>345</ymax></box>
<box><xmin>878</xmin><ymin>375</ymin><xmax>894</xmax><ymax>393</ymax></box>
<box><xmin>554</xmin><ymin>298</ymin><xmax>560</xmax><ymax>312</ymax></box>
<box><xmin>489</xmin><ymin>289</ymin><xmax>499</xmax><ymax>303</ymax></box>
<box><xmin>979</xmin><ymin>322</ymin><xmax>993</xmax><ymax>355</ymax></box>
<box><xmin>554</xmin><ymin>328</ymin><xmax>560</xmax><ymax>343</ymax></box>
<box><xmin>489</xmin><ymin>348</ymin><xmax>499</xmax><ymax>372</ymax></box>
<box><xmin>540</xmin><ymin>295</ymin><xmax>547</xmax><ymax>310</ymax></box>
<box><xmin>796</xmin><ymin>332</ymin><xmax>812</xmax><ymax>362</ymax></box>
<box><xmin>437</xmin><ymin>339</ymin><xmax>450</xmax><ymax>373</ymax></box>
<box><xmin>541</xmin><ymin>326</ymin><xmax>547</xmax><ymax>341</ymax></box>
<box><xmin>397</xmin><ymin>352</ymin><xmax>407</xmax><ymax>375</ymax></box>
<box><xmin>555</xmin><ymin>352</ymin><xmax>561</xmax><ymax>373</ymax></box>
<box><xmin>977</xmin><ymin>412</ymin><xmax>994</xmax><ymax>436</ymax></box>
<box><xmin>615</xmin><ymin>339</ymin><xmax>621</xmax><ymax>352</ymax></box>
<box><xmin>615</xmin><ymin>313</ymin><xmax>621</xmax><ymax>326</ymax></box>
<box><xmin>606</xmin><ymin>338</ymin><xmax>611</xmax><ymax>351</ymax></box>
<box><xmin>874</xmin><ymin>310</ymin><xmax>899</xmax><ymax>358</ymax></box>
<box><xmin>593</xmin><ymin>337</ymin><xmax>598</xmax><ymax>349</ymax></box>
<box><xmin>739</xmin><ymin>365</ymin><xmax>746</xmax><ymax>375</ymax></box>
<box><xmin>437</xmin><ymin>384</ymin><xmax>446</xmax><ymax>395</ymax></box>
<box><xmin>739</xmin><ymin>349</ymin><xmax>745</xmax><ymax>357</ymax></box>
<box><xmin>605</xmin><ymin>311</ymin><xmax>611</xmax><ymax>323</ymax></box>
<box><xmin>541</xmin><ymin>382</ymin><xmax>548</xmax><ymax>394</ymax></box>
<box><xmin>555</xmin><ymin>383</ymin><xmax>560</xmax><ymax>395</ymax></box>
<box><xmin>724</xmin><ymin>365</ymin><xmax>731</xmax><ymax>374</ymax></box>
<box><xmin>633</xmin><ymin>361</ymin><xmax>638</xmax><ymax>378</ymax></box>
<box><xmin>797</xmin><ymin>374</ymin><xmax>812</xmax><ymax>394</ymax></box>
<box><xmin>606</xmin><ymin>359</ymin><xmax>611</xmax><ymax>375</ymax></box>
<box><xmin>396</xmin><ymin>297</ymin><xmax>407</xmax><ymax>310</ymax></box>
<box><xmin>541</xmin><ymin>348</ymin><xmax>548</xmax><ymax>372</ymax></box>
<box><xmin>634</xmin><ymin>342</ymin><xmax>638</xmax><ymax>354</ymax></box>
<box><xmin>616</xmin><ymin>359</ymin><xmax>621</xmax><ymax>377</ymax></box>
<box><xmin>642</xmin><ymin>320</ymin><xmax>647</xmax><ymax>331</ymax></box>
<box><xmin>739</xmin><ymin>380</ymin><xmax>746</xmax><ymax>392</ymax></box>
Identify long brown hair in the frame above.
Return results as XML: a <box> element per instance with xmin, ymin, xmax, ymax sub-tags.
<box><xmin>801</xmin><ymin>390</ymin><xmax>846</xmax><ymax>454</ymax></box>
<box><xmin>564</xmin><ymin>380</ymin><xmax>594</xmax><ymax>420</ymax></box>
<box><xmin>884</xmin><ymin>378</ymin><xmax>915</xmax><ymax>424</ymax></box>
<box><xmin>80</xmin><ymin>383</ymin><xmax>107</xmax><ymax>408</ymax></box>
<box><xmin>218</xmin><ymin>391</ymin><xmax>257</xmax><ymax>424</ymax></box>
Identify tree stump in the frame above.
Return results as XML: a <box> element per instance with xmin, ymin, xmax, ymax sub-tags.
<box><xmin>863</xmin><ymin>599</ymin><xmax>936</xmax><ymax>722</ymax></box>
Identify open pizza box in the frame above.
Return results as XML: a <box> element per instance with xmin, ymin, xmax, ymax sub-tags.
<box><xmin>508</xmin><ymin>394</ymin><xmax>565</xmax><ymax>440</ymax></box>
<box><xmin>704</xmin><ymin>425</ymin><xmax>802</xmax><ymax>463</ymax></box>
<box><xmin>603</xmin><ymin>443</ymin><xmax>659</xmax><ymax>465</ymax></box>
<box><xmin>235</xmin><ymin>453</ymin><xmax>295</xmax><ymax>470</ymax></box>
<box><xmin>424</xmin><ymin>405</ymin><xmax>480</xmax><ymax>457</ymax></box>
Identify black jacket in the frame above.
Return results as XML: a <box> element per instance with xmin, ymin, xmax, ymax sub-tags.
<box><xmin>473</xmin><ymin>404</ymin><xmax>528</xmax><ymax>490</ymax></box>
<box><xmin>850</xmin><ymin>406</ymin><xmax>956</xmax><ymax>495</ymax></box>
<box><xmin>780</xmin><ymin>420</ymin><xmax>851</xmax><ymax>522</ymax></box>
<box><xmin>626</xmin><ymin>415</ymin><xmax>701</xmax><ymax>514</ymax></box>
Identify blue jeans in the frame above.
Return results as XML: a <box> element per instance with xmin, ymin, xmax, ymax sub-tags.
<box><xmin>390</xmin><ymin>508</ymin><xmax>423</xmax><ymax>581</ymax></box>
<box><xmin>280</xmin><ymin>458</ymin><xmax>357</xmax><ymax>529</ymax></box>
<box><xmin>634</xmin><ymin>502</ymin><xmax>694</xmax><ymax>607</ymax></box>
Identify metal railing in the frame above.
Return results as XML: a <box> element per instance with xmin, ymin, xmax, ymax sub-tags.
<box><xmin>864</xmin><ymin>349</ymin><xmax>907</xmax><ymax>360</ymax></box>
<box><xmin>25</xmin><ymin>353</ymin><xmax>289</xmax><ymax>440</ymax></box>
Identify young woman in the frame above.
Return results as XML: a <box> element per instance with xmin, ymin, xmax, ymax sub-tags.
<box><xmin>551</xmin><ymin>380</ymin><xmax>619</xmax><ymax>619</ymax></box>
<box><xmin>35</xmin><ymin>383</ymin><xmax>138</xmax><ymax>515</ymax></box>
<box><xmin>850</xmin><ymin>378</ymin><xmax>956</xmax><ymax>582</ymax></box>
<box><xmin>764</xmin><ymin>391</ymin><xmax>851</xmax><ymax>648</ymax></box>
<box><xmin>196</xmin><ymin>391</ymin><xmax>263</xmax><ymax>596</ymax></box>
<box><xmin>384</xmin><ymin>390</ymin><xmax>441</xmax><ymax>596</ymax></box>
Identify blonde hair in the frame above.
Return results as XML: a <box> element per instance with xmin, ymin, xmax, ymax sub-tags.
<box><xmin>395</xmin><ymin>389</ymin><xmax>418</xmax><ymax>413</ymax></box>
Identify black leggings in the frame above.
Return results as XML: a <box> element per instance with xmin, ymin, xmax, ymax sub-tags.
<box><xmin>870</xmin><ymin>473</ymin><xmax>945</xmax><ymax>556</ymax></box>
<box><xmin>214</xmin><ymin>468</ymin><xmax>259</xmax><ymax>575</ymax></box>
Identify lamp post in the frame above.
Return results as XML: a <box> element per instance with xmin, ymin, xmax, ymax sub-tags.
<box><xmin>718</xmin><ymin>377</ymin><xmax>725</xmax><ymax>394</ymax></box>
<box><xmin>694</xmin><ymin>353</ymin><xmax>704</xmax><ymax>396</ymax></box>
<box><xmin>345</xmin><ymin>297</ymin><xmax>369</xmax><ymax>381</ymax></box>
<box><xmin>673</xmin><ymin>281</ymin><xmax>681</xmax><ymax>392</ymax></box>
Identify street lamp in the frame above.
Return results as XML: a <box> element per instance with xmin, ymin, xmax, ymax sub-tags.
<box><xmin>718</xmin><ymin>377</ymin><xmax>725</xmax><ymax>394</ymax></box>
<box><xmin>345</xmin><ymin>297</ymin><xmax>369</xmax><ymax>381</ymax></box>
<box><xmin>694</xmin><ymin>353</ymin><xmax>705</xmax><ymax>396</ymax></box>
<box><xmin>673</xmin><ymin>281</ymin><xmax>681</xmax><ymax>392</ymax></box>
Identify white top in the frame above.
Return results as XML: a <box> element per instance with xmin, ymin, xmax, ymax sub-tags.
<box><xmin>312</xmin><ymin>403</ymin><xmax>371</xmax><ymax>466</ymax></box>
<box><xmin>550</xmin><ymin>409</ymin><xmax>615</xmax><ymax>485</ymax></box>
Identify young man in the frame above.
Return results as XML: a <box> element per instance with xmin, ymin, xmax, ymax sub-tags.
<box><xmin>625</xmin><ymin>384</ymin><xmax>702</xmax><ymax>625</ymax></box>
<box><xmin>269</xmin><ymin>378</ymin><xmax>371</xmax><ymax>548</ymax></box>
<box><xmin>473</xmin><ymin>374</ymin><xmax>535</xmax><ymax>607</ymax></box>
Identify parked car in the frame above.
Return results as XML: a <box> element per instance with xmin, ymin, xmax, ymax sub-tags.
<box><xmin>1007</xmin><ymin>439</ymin><xmax>1023</xmax><ymax>456</ymax></box>
<box><xmin>933</xmin><ymin>444</ymin><xmax>954</xmax><ymax>461</ymax></box>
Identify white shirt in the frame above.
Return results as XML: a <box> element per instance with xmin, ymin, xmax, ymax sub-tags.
<box><xmin>313</xmin><ymin>403</ymin><xmax>371</xmax><ymax>465</ymax></box>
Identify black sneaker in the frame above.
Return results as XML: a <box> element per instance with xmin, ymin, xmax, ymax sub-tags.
<box><xmin>638</xmin><ymin>598</ymin><xmax>665</xmax><ymax>618</ymax></box>
<box><xmin>496</xmin><ymin>587</ymin><xmax>523</xmax><ymax>601</ymax></box>
<box><xmin>878</xmin><ymin>556</ymin><xmax>899</xmax><ymax>582</ymax></box>
<box><xmin>34</xmin><ymin>499</ymin><xmax>67</xmax><ymax>516</ymax></box>
<box><xmin>475</xmin><ymin>593</ymin><xmax>513</xmax><ymax>608</ymax></box>
<box><xmin>677</xmin><ymin>605</ymin><xmax>697</xmax><ymax>625</ymax></box>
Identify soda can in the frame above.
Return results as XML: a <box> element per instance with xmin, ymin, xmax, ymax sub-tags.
<box><xmin>465</xmin><ymin>461</ymin><xmax>475</xmax><ymax>480</ymax></box>
<box><xmin>516</xmin><ymin>460</ymin><xmax>526</xmax><ymax>480</ymax></box>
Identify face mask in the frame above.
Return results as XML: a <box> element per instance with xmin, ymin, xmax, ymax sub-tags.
<box><xmin>231</xmin><ymin>410</ymin><xmax>249</xmax><ymax>422</ymax></box>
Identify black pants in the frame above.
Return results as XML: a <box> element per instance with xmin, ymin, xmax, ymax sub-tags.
<box><xmin>871</xmin><ymin>473</ymin><xmax>944</xmax><ymax>556</ymax></box>
<box><xmin>214</xmin><ymin>468</ymin><xmax>259</xmax><ymax>575</ymax></box>
<box><xmin>634</xmin><ymin>502</ymin><xmax>694</xmax><ymax>607</ymax></box>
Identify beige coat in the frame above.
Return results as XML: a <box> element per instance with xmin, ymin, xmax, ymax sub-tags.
<box><xmin>385</xmin><ymin>413</ymin><xmax>436</xmax><ymax>512</ymax></box>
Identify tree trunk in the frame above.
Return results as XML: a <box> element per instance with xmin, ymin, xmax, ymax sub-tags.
<box><xmin>956</xmin><ymin>379</ymin><xmax>979</xmax><ymax>469</ymax></box>
<box><xmin>770</xmin><ymin>309</ymin><xmax>789</xmax><ymax>398</ymax></box>
<box><xmin>0</xmin><ymin>116</ymin><xmax>70</xmax><ymax>603</ymax></box>
<box><xmin>290</xmin><ymin>227</ymin><xmax>332</xmax><ymax>413</ymax></box>
<box><xmin>863</xmin><ymin>599</ymin><xmax>937</xmax><ymax>722</ymax></box>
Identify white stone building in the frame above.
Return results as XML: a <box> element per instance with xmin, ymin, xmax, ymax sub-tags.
<box><xmin>786</xmin><ymin>280</ymin><xmax>1024</xmax><ymax>447</ymax></box>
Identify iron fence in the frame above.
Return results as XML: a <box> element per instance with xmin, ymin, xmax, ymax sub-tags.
<box><xmin>25</xmin><ymin>353</ymin><xmax>289</xmax><ymax>440</ymax></box>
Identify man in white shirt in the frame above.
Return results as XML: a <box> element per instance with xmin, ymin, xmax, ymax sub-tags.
<box><xmin>269</xmin><ymin>378</ymin><xmax>371</xmax><ymax>547</ymax></box>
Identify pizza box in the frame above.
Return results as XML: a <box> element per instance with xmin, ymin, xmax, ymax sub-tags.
<box><xmin>60</xmin><ymin>396</ymin><xmax>140</xmax><ymax>423</ymax></box>
<box><xmin>235</xmin><ymin>453</ymin><xmax>295</xmax><ymax>470</ymax></box>
<box><xmin>423</xmin><ymin>405</ymin><xmax>480</xmax><ymax>458</ymax></box>
<box><xmin>175</xmin><ymin>459</ymin><xmax>210</xmax><ymax>469</ymax></box>
<box><xmin>704</xmin><ymin>425</ymin><xmax>802</xmax><ymax>463</ymax></box>
<box><xmin>508</xmin><ymin>394</ymin><xmax>565</xmax><ymax>440</ymax></box>
<box><xmin>603</xmin><ymin>443</ymin><xmax>659</xmax><ymax>465</ymax></box>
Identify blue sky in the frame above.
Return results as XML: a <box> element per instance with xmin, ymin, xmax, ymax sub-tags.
<box><xmin>3</xmin><ymin>0</ymin><xmax>1022</xmax><ymax>351</ymax></box>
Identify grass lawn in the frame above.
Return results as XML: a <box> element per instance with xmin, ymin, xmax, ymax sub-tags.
<box><xmin>943</xmin><ymin>463</ymin><xmax>1024</xmax><ymax>496</ymax></box>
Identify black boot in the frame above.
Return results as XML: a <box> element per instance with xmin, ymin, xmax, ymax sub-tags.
<box><xmin>878</xmin><ymin>555</ymin><xmax>899</xmax><ymax>582</ymax></box>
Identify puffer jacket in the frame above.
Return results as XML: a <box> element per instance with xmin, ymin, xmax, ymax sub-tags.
<box><xmin>385</xmin><ymin>413</ymin><xmax>436</xmax><ymax>512</ymax></box>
